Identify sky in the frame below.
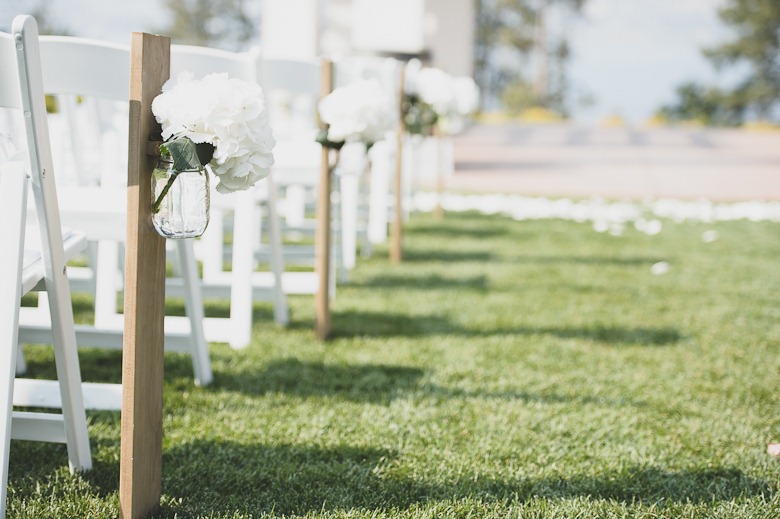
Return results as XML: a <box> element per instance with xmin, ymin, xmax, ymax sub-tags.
<box><xmin>567</xmin><ymin>0</ymin><xmax>735</xmax><ymax>123</ymax></box>
<box><xmin>1</xmin><ymin>0</ymin><xmax>737</xmax><ymax>124</ymax></box>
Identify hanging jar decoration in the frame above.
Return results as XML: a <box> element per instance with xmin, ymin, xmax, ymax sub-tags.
<box><xmin>151</xmin><ymin>157</ymin><xmax>210</xmax><ymax>238</ymax></box>
<box><xmin>149</xmin><ymin>72</ymin><xmax>277</xmax><ymax>238</ymax></box>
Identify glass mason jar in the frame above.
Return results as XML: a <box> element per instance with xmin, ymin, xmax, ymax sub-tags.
<box><xmin>151</xmin><ymin>158</ymin><xmax>210</xmax><ymax>238</ymax></box>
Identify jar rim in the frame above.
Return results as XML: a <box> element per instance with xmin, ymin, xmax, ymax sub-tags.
<box><xmin>156</xmin><ymin>157</ymin><xmax>207</xmax><ymax>172</ymax></box>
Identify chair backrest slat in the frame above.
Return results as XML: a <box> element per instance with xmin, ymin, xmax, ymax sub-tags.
<box><xmin>14</xmin><ymin>17</ymin><xmax>57</xmax><ymax>195</ymax></box>
<box><xmin>170</xmin><ymin>44</ymin><xmax>260</xmax><ymax>82</ymax></box>
<box><xmin>259</xmin><ymin>58</ymin><xmax>320</xmax><ymax>96</ymax></box>
<box><xmin>38</xmin><ymin>36</ymin><xmax>129</xmax><ymax>100</ymax></box>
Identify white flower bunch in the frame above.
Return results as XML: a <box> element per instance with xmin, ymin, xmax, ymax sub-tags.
<box><xmin>453</xmin><ymin>76</ymin><xmax>480</xmax><ymax>117</ymax></box>
<box><xmin>318</xmin><ymin>78</ymin><xmax>395</xmax><ymax>146</ymax></box>
<box><xmin>415</xmin><ymin>67</ymin><xmax>457</xmax><ymax>117</ymax></box>
<box><xmin>152</xmin><ymin>72</ymin><xmax>275</xmax><ymax>194</ymax></box>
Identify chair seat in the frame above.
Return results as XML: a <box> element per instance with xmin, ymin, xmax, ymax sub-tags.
<box><xmin>22</xmin><ymin>228</ymin><xmax>87</xmax><ymax>294</ymax></box>
<box><xmin>56</xmin><ymin>186</ymin><xmax>127</xmax><ymax>241</ymax></box>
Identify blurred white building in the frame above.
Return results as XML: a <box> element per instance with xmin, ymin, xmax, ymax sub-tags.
<box><xmin>261</xmin><ymin>0</ymin><xmax>474</xmax><ymax>75</ymax></box>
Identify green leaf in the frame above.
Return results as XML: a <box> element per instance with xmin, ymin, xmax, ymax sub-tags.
<box><xmin>315</xmin><ymin>128</ymin><xmax>345</xmax><ymax>150</ymax></box>
<box><xmin>196</xmin><ymin>142</ymin><xmax>215</xmax><ymax>166</ymax></box>
<box><xmin>166</xmin><ymin>137</ymin><xmax>203</xmax><ymax>171</ymax></box>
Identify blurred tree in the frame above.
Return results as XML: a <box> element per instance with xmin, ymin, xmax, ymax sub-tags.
<box><xmin>474</xmin><ymin>0</ymin><xmax>534</xmax><ymax>111</ymax></box>
<box><xmin>160</xmin><ymin>0</ymin><xmax>256</xmax><ymax>50</ymax></box>
<box><xmin>29</xmin><ymin>2</ymin><xmax>72</xmax><ymax>35</ymax></box>
<box><xmin>660</xmin><ymin>0</ymin><xmax>780</xmax><ymax>124</ymax></box>
<box><xmin>475</xmin><ymin>0</ymin><xmax>586</xmax><ymax>115</ymax></box>
<box><xmin>26</xmin><ymin>3</ymin><xmax>71</xmax><ymax>113</ymax></box>
<box><xmin>657</xmin><ymin>82</ymin><xmax>746</xmax><ymax>126</ymax></box>
<box><xmin>704</xmin><ymin>0</ymin><xmax>780</xmax><ymax>120</ymax></box>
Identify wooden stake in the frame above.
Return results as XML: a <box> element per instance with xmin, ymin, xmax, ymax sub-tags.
<box><xmin>120</xmin><ymin>32</ymin><xmax>170</xmax><ymax>519</ymax></box>
<box><xmin>390</xmin><ymin>65</ymin><xmax>406</xmax><ymax>264</ymax></box>
<box><xmin>315</xmin><ymin>59</ymin><xmax>334</xmax><ymax>341</ymax></box>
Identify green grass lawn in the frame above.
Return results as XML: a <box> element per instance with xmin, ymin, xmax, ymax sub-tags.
<box><xmin>8</xmin><ymin>212</ymin><xmax>780</xmax><ymax>518</ymax></box>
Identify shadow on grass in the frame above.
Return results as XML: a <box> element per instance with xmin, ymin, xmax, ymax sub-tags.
<box><xmin>330</xmin><ymin>310</ymin><xmax>683</xmax><ymax>346</ymax></box>
<box><xmin>207</xmin><ymin>351</ymin><xmax>649</xmax><ymax>409</ymax></box>
<box><xmin>435</xmin><ymin>387</ymin><xmax>643</xmax><ymax>408</ymax></box>
<box><xmin>150</xmin><ymin>440</ymin><xmax>773</xmax><ymax>517</ymax></box>
<box><xmin>354</xmin><ymin>273</ymin><xmax>490</xmax><ymax>291</ymax></box>
<box><xmin>19</xmin><ymin>345</ymin><xmax>202</xmax><ymax>386</ymax></box>
<box><xmin>510</xmin><ymin>254</ymin><xmax>669</xmax><ymax>266</ymax></box>
<box><xmin>71</xmin><ymin>294</ymin><xmax>95</xmax><ymax>319</ymax></box>
<box><xmin>215</xmin><ymin>358</ymin><xmax>645</xmax><ymax>409</ymax></box>
<box><xmin>8</xmin><ymin>437</ymin><xmax>771</xmax><ymax>518</ymax></box>
<box><xmin>411</xmin><ymin>223</ymin><xmax>510</xmax><ymax>239</ymax></box>
<box><xmin>7</xmin><ymin>413</ymin><xmax>122</xmax><ymax>500</ymax></box>
<box><xmin>162</xmin><ymin>296</ymin><xmax>276</xmax><ymax>323</ymax></box>
<box><xmin>402</xmin><ymin>249</ymin><xmax>494</xmax><ymax>263</ymax></box>
<box><xmin>19</xmin><ymin>346</ymin><xmax>124</xmax><ymax>384</ymax></box>
<box><xmin>329</xmin><ymin>311</ymin><xmax>455</xmax><ymax>338</ymax></box>
<box><xmin>543</xmin><ymin>325</ymin><xmax>683</xmax><ymax>345</ymax></box>
<box><xmin>213</xmin><ymin>358</ymin><xmax>425</xmax><ymax>403</ymax></box>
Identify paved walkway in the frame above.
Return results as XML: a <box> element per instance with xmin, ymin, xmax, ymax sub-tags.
<box><xmin>450</xmin><ymin>123</ymin><xmax>780</xmax><ymax>201</ymax></box>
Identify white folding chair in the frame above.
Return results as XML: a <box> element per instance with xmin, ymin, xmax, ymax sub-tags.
<box><xmin>0</xmin><ymin>16</ymin><xmax>91</xmax><ymax>517</ymax></box>
<box><xmin>259</xmin><ymin>56</ymin><xmax>339</xmax><ymax>295</ymax></box>
<box><xmin>16</xmin><ymin>35</ymin><xmax>212</xmax><ymax>387</ymax></box>
<box><xmin>403</xmin><ymin>62</ymin><xmax>461</xmax><ymax>215</ymax></box>
<box><xmin>168</xmin><ymin>44</ymin><xmax>289</xmax><ymax>349</ymax></box>
<box><xmin>331</xmin><ymin>56</ymin><xmax>404</xmax><ymax>268</ymax></box>
<box><xmin>259</xmin><ymin>56</ymin><xmax>402</xmax><ymax>287</ymax></box>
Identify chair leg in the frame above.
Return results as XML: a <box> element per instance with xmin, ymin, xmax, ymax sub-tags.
<box><xmin>0</xmin><ymin>309</ymin><xmax>20</xmax><ymax>519</ymax></box>
<box><xmin>199</xmin><ymin>208</ymin><xmax>224</xmax><ymax>283</ymax></box>
<box><xmin>284</xmin><ymin>184</ymin><xmax>307</xmax><ymax>229</ymax></box>
<box><xmin>340</xmin><ymin>174</ymin><xmax>359</xmax><ymax>273</ymax></box>
<box><xmin>329</xmin><ymin>219</ymin><xmax>338</xmax><ymax>301</ymax></box>
<box><xmin>0</xmin><ymin>169</ymin><xmax>27</xmax><ymax>518</ymax></box>
<box><xmin>402</xmin><ymin>137</ymin><xmax>415</xmax><ymax>222</ymax></box>
<box><xmin>15</xmin><ymin>345</ymin><xmax>26</xmax><ymax>376</ymax></box>
<box><xmin>264</xmin><ymin>175</ymin><xmax>289</xmax><ymax>326</ymax></box>
<box><xmin>46</xmin><ymin>257</ymin><xmax>92</xmax><ymax>474</ymax></box>
<box><xmin>93</xmin><ymin>240</ymin><xmax>120</xmax><ymax>329</ymax></box>
<box><xmin>229</xmin><ymin>191</ymin><xmax>256</xmax><ymax>349</ymax></box>
<box><xmin>174</xmin><ymin>240</ymin><xmax>212</xmax><ymax>386</ymax></box>
<box><xmin>368</xmin><ymin>144</ymin><xmax>391</xmax><ymax>245</ymax></box>
<box><xmin>83</xmin><ymin>241</ymin><xmax>99</xmax><ymax>299</ymax></box>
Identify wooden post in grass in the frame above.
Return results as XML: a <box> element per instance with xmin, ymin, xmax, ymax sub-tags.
<box><xmin>433</xmin><ymin>124</ymin><xmax>445</xmax><ymax>220</ymax></box>
<box><xmin>315</xmin><ymin>59</ymin><xmax>334</xmax><ymax>340</ymax></box>
<box><xmin>390</xmin><ymin>65</ymin><xmax>406</xmax><ymax>264</ymax></box>
<box><xmin>120</xmin><ymin>32</ymin><xmax>170</xmax><ymax>519</ymax></box>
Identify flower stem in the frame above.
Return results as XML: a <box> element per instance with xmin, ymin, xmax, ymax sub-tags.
<box><xmin>152</xmin><ymin>170</ymin><xmax>180</xmax><ymax>213</ymax></box>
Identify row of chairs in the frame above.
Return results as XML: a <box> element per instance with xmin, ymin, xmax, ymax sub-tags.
<box><xmin>0</xmin><ymin>15</ymin><xmax>456</xmax><ymax>517</ymax></box>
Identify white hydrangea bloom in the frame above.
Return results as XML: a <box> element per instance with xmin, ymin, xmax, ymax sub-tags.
<box><xmin>453</xmin><ymin>76</ymin><xmax>480</xmax><ymax>116</ymax></box>
<box><xmin>403</xmin><ymin>59</ymin><xmax>423</xmax><ymax>96</ymax></box>
<box><xmin>415</xmin><ymin>67</ymin><xmax>457</xmax><ymax>117</ymax></box>
<box><xmin>152</xmin><ymin>72</ymin><xmax>275</xmax><ymax>194</ymax></box>
<box><xmin>318</xmin><ymin>79</ymin><xmax>395</xmax><ymax>145</ymax></box>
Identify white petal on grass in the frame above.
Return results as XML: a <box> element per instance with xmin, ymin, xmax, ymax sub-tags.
<box><xmin>702</xmin><ymin>230</ymin><xmax>719</xmax><ymax>243</ymax></box>
<box><xmin>411</xmin><ymin>192</ymin><xmax>780</xmax><ymax>224</ymax></box>
<box><xmin>650</xmin><ymin>261</ymin><xmax>670</xmax><ymax>275</ymax></box>
<box><xmin>644</xmin><ymin>219</ymin><xmax>663</xmax><ymax>235</ymax></box>
<box><xmin>609</xmin><ymin>223</ymin><xmax>625</xmax><ymax>236</ymax></box>
<box><xmin>593</xmin><ymin>220</ymin><xmax>609</xmax><ymax>233</ymax></box>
